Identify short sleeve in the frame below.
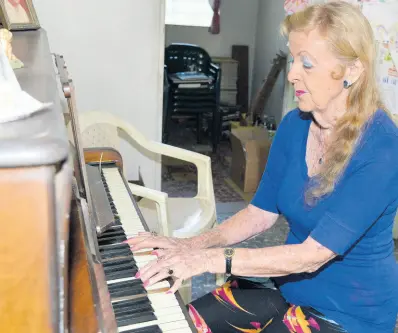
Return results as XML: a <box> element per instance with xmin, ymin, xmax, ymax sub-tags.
<box><xmin>250</xmin><ymin>110</ymin><xmax>296</xmax><ymax>214</ymax></box>
<box><xmin>310</xmin><ymin>135</ymin><xmax>398</xmax><ymax>256</ymax></box>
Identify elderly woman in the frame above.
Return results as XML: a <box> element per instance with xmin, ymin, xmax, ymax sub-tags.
<box><xmin>126</xmin><ymin>2</ymin><xmax>398</xmax><ymax>332</ymax></box>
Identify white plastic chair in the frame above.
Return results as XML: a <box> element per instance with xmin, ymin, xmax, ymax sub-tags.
<box><xmin>77</xmin><ymin>111</ymin><xmax>217</xmax><ymax>239</ymax></box>
<box><xmin>74</xmin><ymin>111</ymin><xmax>218</xmax><ymax>303</ymax></box>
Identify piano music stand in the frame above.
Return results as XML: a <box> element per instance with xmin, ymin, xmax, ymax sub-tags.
<box><xmin>54</xmin><ymin>54</ymin><xmax>114</xmax><ymax>234</ymax></box>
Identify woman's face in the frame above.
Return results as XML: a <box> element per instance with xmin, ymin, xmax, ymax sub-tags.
<box><xmin>287</xmin><ymin>29</ymin><xmax>347</xmax><ymax>114</ymax></box>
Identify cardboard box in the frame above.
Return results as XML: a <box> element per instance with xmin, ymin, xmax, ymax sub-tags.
<box><xmin>229</xmin><ymin>126</ymin><xmax>271</xmax><ymax>193</ymax></box>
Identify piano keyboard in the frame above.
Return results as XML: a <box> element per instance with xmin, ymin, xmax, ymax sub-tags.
<box><xmin>98</xmin><ymin>166</ymin><xmax>194</xmax><ymax>333</ymax></box>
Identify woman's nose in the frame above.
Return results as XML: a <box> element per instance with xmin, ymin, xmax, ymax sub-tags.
<box><xmin>287</xmin><ymin>61</ymin><xmax>300</xmax><ymax>84</ymax></box>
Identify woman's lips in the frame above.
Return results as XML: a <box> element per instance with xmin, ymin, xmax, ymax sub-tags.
<box><xmin>295</xmin><ymin>90</ymin><xmax>307</xmax><ymax>97</ymax></box>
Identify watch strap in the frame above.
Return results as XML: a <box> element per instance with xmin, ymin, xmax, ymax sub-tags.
<box><xmin>225</xmin><ymin>256</ymin><xmax>232</xmax><ymax>275</ymax></box>
<box><xmin>224</xmin><ymin>248</ymin><xmax>235</xmax><ymax>276</ymax></box>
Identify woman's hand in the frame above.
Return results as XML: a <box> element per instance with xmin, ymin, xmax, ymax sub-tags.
<box><xmin>137</xmin><ymin>248</ymin><xmax>211</xmax><ymax>294</ymax></box>
<box><xmin>123</xmin><ymin>231</ymin><xmax>191</xmax><ymax>251</ymax></box>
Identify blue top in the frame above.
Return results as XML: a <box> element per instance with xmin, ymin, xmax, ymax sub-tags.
<box><xmin>251</xmin><ymin>108</ymin><xmax>398</xmax><ymax>333</ymax></box>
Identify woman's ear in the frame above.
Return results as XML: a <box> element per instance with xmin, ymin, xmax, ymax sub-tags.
<box><xmin>346</xmin><ymin>58</ymin><xmax>365</xmax><ymax>85</ymax></box>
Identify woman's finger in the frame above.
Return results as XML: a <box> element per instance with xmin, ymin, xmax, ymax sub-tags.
<box><xmin>135</xmin><ymin>258</ymin><xmax>158</xmax><ymax>279</ymax></box>
<box><xmin>167</xmin><ymin>278</ymin><xmax>184</xmax><ymax>294</ymax></box>
<box><xmin>139</xmin><ymin>254</ymin><xmax>181</xmax><ymax>282</ymax></box>
<box><xmin>152</xmin><ymin>249</ymin><xmax>178</xmax><ymax>260</ymax></box>
<box><xmin>139</xmin><ymin>257</ymin><xmax>169</xmax><ymax>282</ymax></box>
<box><xmin>124</xmin><ymin>236</ymin><xmax>163</xmax><ymax>250</ymax></box>
<box><xmin>152</xmin><ymin>249</ymin><xmax>166</xmax><ymax>258</ymax></box>
<box><xmin>143</xmin><ymin>269</ymin><xmax>170</xmax><ymax>288</ymax></box>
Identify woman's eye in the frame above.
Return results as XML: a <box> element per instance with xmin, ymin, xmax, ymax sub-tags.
<box><xmin>302</xmin><ymin>57</ymin><xmax>313</xmax><ymax>69</ymax></box>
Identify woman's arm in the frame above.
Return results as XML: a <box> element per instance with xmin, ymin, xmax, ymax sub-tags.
<box><xmin>205</xmin><ymin>236</ymin><xmax>336</xmax><ymax>277</ymax></box>
<box><xmin>126</xmin><ymin>205</ymin><xmax>278</xmax><ymax>251</ymax></box>
<box><xmin>187</xmin><ymin>204</ymin><xmax>279</xmax><ymax>249</ymax></box>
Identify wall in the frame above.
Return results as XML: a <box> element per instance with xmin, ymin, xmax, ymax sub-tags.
<box><xmin>33</xmin><ymin>0</ymin><xmax>165</xmax><ymax>189</ymax></box>
<box><xmin>165</xmin><ymin>0</ymin><xmax>259</xmax><ymax>97</ymax></box>
<box><xmin>252</xmin><ymin>0</ymin><xmax>288</xmax><ymax>124</ymax></box>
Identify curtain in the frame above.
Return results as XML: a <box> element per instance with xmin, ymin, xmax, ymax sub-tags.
<box><xmin>208</xmin><ymin>0</ymin><xmax>221</xmax><ymax>34</ymax></box>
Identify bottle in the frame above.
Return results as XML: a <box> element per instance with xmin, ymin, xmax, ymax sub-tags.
<box><xmin>267</xmin><ymin>116</ymin><xmax>277</xmax><ymax>140</ymax></box>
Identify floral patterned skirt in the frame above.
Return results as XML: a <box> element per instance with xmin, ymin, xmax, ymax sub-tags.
<box><xmin>188</xmin><ymin>277</ymin><xmax>347</xmax><ymax>333</ymax></box>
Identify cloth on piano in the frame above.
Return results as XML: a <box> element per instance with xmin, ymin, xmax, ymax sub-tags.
<box><xmin>0</xmin><ymin>39</ymin><xmax>51</xmax><ymax>123</ymax></box>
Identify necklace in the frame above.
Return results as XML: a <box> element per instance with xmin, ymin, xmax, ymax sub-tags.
<box><xmin>318</xmin><ymin>126</ymin><xmax>325</xmax><ymax>165</ymax></box>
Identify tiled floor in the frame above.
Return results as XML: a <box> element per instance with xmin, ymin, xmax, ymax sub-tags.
<box><xmin>162</xmin><ymin>121</ymin><xmax>243</xmax><ymax>202</ymax></box>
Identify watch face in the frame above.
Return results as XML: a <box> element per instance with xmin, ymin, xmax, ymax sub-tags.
<box><xmin>224</xmin><ymin>248</ymin><xmax>235</xmax><ymax>257</ymax></box>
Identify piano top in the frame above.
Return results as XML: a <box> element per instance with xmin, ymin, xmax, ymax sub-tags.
<box><xmin>0</xmin><ymin>29</ymin><xmax>69</xmax><ymax>168</ymax></box>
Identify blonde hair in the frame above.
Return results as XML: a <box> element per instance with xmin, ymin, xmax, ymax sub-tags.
<box><xmin>281</xmin><ymin>1</ymin><xmax>387</xmax><ymax>205</ymax></box>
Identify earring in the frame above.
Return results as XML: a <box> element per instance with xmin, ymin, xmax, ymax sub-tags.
<box><xmin>343</xmin><ymin>80</ymin><xmax>351</xmax><ymax>89</ymax></box>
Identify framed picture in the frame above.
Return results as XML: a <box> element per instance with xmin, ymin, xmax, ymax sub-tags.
<box><xmin>0</xmin><ymin>0</ymin><xmax>40</xmax><ymax>31</ymax></box>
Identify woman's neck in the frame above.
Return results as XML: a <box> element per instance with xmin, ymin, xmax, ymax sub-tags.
<box><xmin>314</xmin><ymin>89</ymin><xmax>350</xmax><ymax>128</ymax></box>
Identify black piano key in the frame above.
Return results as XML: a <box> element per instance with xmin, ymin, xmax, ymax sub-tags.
<box><xmin>104</xmin><ymin>259</ymin><xmax>138</xmax><ymax>279</ymax></box>
<box><xmin>108</xmin><ymin>278</ymin><xmax>142</xmax><ymax>290</ymax></box>
<box><xmin>112</xmin><ymin>298</ymin><xmax>152</xmax><ymax>313</ymax></box>
<box><xmin>98</xmin><ymin>230</ymin><xmax>126</xmax><ymax>240</ymax></box>
<box><xmin>109</xmin><ymin>285</ymin><xmax>146</xmax><ymax>298</ymax></box>
<box><xmin>110</xmin><ymin>288</ymin><xmax>147</xmax><ymax>300</ymax></box>
<box><xmin>120</xmin><ymin>325</ymin><xmax>162</xmax><ymax>333</ymax></box>
<box><xmin>99</xmin><ymin>229</ymin><xmax>126</xmax><ymax>238</ymax></box>
<box><xmin>115</xmin><ymin>304</ymin><xmax>154</xmax><ymax>321</ymax></box>
<box><xmin>105</xmin><ymin>267</ymin><xmax>137</xmax><ymax>281</ymax></box>
<box><xmin>103</xmin><ymin>261</ymin><xmax>137</xmax><ymax>274</ymax></box>
<box><xmin>107</xmin><ymin>225</ymin><xmax>124</xmax><ymax>233</ymax></box>
<box><xmin>99</xmin><ymin>242</ymin><xmax>130</xmax><ymax>251</ymax></box>
<box><xmin>103</xmin><ymin>257</ymin><xmax>135</xmax><ymax>267</ymax></box>
<box><xmin>100</xmin><ymin>248</ymin><xmax>132</xmax><ymax>260</ymax></box>
<box><xmin>98</xmin><ymin>235</ymin><xmax>127</xmax><ymax>246</ymax></box>
<box><xmin>100</xmin><ymin>244</ymin><xmax>131</xmax><ymax>254</ymax></box>
<box><xmin>116</xmin><ymin>312</ymin><xmax>157</xmax><ymax>328</ymax></box>
<box><xmin>108</xmin><ymin>280</ymin><xmax>145</xmax><ymax>297</ymax></box>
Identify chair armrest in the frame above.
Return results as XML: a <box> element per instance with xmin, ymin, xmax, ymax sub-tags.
<box><xmin>128</xmin><ymin>183</ymin><xmax>171</xmax><ymax>236</ymax></box>
<box><xmin>148</xmin><ymin>142</ymin><xmax>215</xmax><ymax>201</ymax></box>
<box><xmin>128</xmin><ymin>183</ymin><xmax>168</xmax><ymax>203</ymax></box>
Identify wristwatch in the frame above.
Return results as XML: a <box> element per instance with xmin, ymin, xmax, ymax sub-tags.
<box><xmin>224</xmin><ymin>248</ymin><xmax>235</xmax><ymax>277</ymax></box>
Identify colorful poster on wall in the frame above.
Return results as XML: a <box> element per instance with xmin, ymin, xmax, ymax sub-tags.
<box><xmin>362</xmin><ymin>1</ymin><xmax>398</xmax><ymax>115</ymax></box>
<box><xmin>284</xmin><ymin>0</ymin><xmax>362</xmax><ymax>14</ymax></box>
<box><xmin>284</xmin><ymin>0</ymin><xmax>309</xmax><ymax>15</ymax></box>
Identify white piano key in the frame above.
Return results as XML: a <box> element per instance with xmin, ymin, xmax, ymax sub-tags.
<box><xmin>154</xmin><ymin>305</ymin><xmax>184</xmax><ymax>316</ymax></box>
<box><xmin>107</xmin><ymin>276</ymin><xmax>170</xmax><ymax>291</ymax></box>
<box><xmin>132</xmin><ymin>248</ymin><xmax>153</xmax><ymax>254</ymax></box>
<box><xmin>148</xmin><ymin>293</ymin><xmax>180</xmax><ymax>308</ymax></box>
<box><xmin>118</xmin><ymin>313</ymin><xmax>187</xmax><ymax>332</ymax></box>
<box><xmin>159</xmin><ymin>320</ymin><xmax>191</xmax><ymax>331</ymax></box>
<box><xmin>134</xmin><ymin>255</ymin><xmax>157</xmax><ymax>264</ymax></box>
<box><xmin>171</xmin><ymin>329</ymin><xmax>194</xmax><ymax>333</ymax></box>
<box><xmin>102</xmin><ymin>168</ymin><xmax>191</xmax><ymax>332</ymax></box>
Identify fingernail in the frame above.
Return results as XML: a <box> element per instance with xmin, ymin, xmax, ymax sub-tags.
<box><xmin>143</xmin><ymin>281</ymin><xmax>149</xmax><ymax>287</ymax></box>
<box><xmin>166</xmin><ymin>290</ymin><xmax>172</xmax><ymax>294</ymax></box>
<box><xmin>135</xmin><ymin>272</ymin><xmax>140</xmax><ymax>278</ymax></box>
<box><xmin>122</xmin><ymin>239</ymin><xmax>129</xmax><ymax>244</ymax></box>
<box><xmin>130</xmin><ymin>245</ymin><xmax>135</xmax><ymax>250</ymax></box>
<box><xmin>152</xmin><ymin>251</ymin><xmax>158</xmax><ymax>256</ymax></box>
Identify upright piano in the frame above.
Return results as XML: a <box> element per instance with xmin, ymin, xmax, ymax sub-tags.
<box><xmin>0</xmin><ymin>30</ymin><xmax>195</xmax><ymax>333</ymax></box>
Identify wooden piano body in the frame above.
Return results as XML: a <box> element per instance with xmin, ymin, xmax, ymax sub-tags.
<box><xmin>0</xmin><ymin>30</ymin><xmax>195</xmax><ymax>332</ymax></box>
